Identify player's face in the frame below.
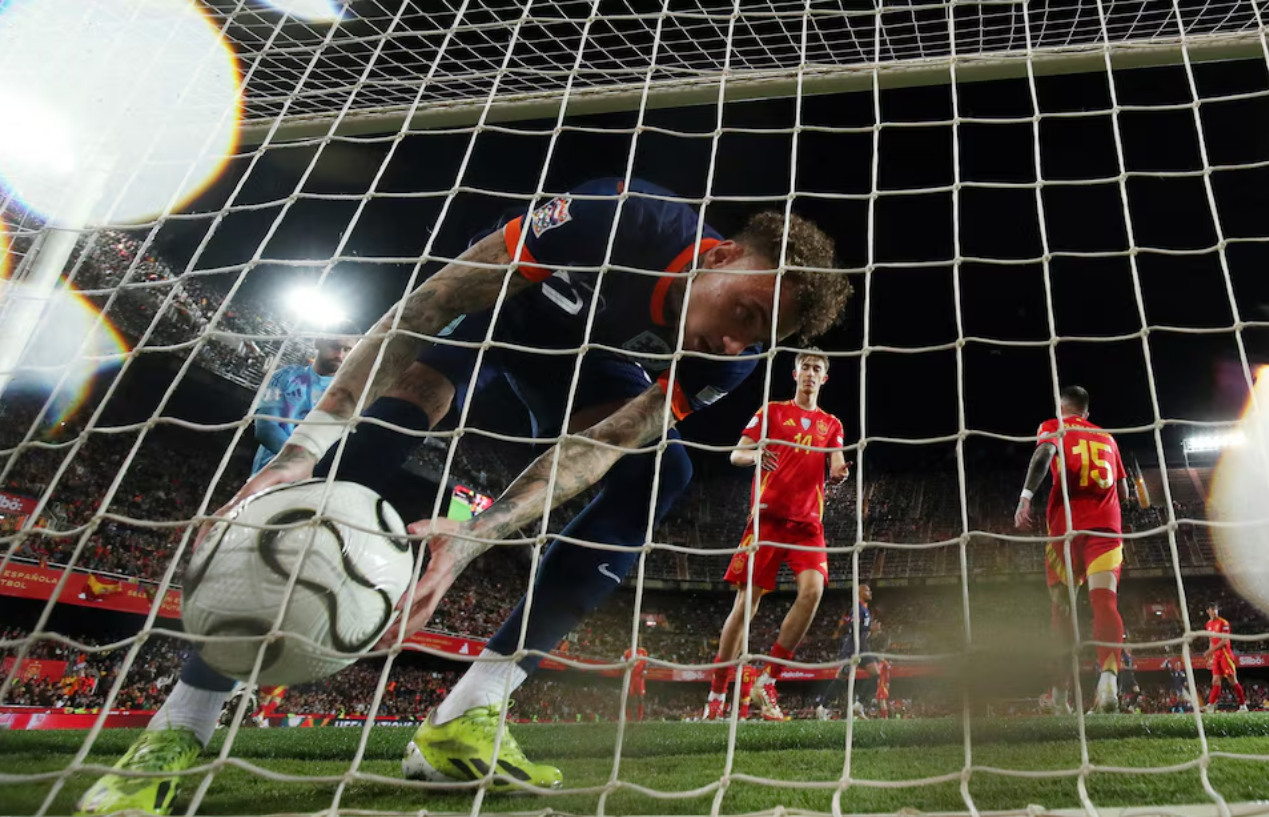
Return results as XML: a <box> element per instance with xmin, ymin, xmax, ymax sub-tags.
<box><xmin>684</xmin><ymin>244</ymin><xmax>797</xmax><ymax>355</ymax></box>
<box><xmin>1207</xmin><ymin>606</ymin><xmax>1218</xmax><ymax>620</ymax></box>
<box><xmin>860</xmin><ymin>584</ymin><xmax>872</xmax><ymax>602</ymax></box>
<box><xmin>794</xmin><ymin>358</ymin><xmax>828</xmax><ymax>396</ymax></box>
<box><xmin>314</xmin><ymin>339</ymin><xmax>354</xmax><ymax>375</ymax></box>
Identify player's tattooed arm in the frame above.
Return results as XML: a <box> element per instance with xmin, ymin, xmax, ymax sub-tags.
<box><xmin>383</xmin><ymin>385</ymin><xmax>675</xmax><ymax>644</ymax></box>
<box><xmin>456</xmin><ymin>384</ymin><xmax>672</xmax><ymax>565</ymax></box>
<box><xmin>1014</xmin><ymin>442</ymin><xmax>1055</xmax><ymax>529</ymax></box>
<box><xmin>318</xmin><ymin>231</ymin><xmax>529</xmax><ymax>420</ymax></box>
<box><xmin>1022</xmin><ymin>443</ymin><xmax>1056</xmax><ymax>495</ymax></box>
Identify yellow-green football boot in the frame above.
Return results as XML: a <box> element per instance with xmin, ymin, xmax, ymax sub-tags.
<box><xmin>402</xmin><ymin>704</ymin><xmax>563</xmax><ymax>791</ymax></box>
<box><xmin>76</xmin><ymin>728</ymin><xmax>201</xmax><ymax>815</ymax></box>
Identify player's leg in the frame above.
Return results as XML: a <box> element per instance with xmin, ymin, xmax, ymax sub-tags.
<box><xmin>1207</xmin><ymin>669</ymin><xmax>1224</xmax><ymax>712</ymax></box>
<box><xmin>708</xmin><ymin>585</ymin><xmax>764</xmax><ymax>718</ymax></box>
<box><xmin>1085</xmin><ymin>536</ymin><xmax>1124</xmax><ymax>713</ymax></box>
<box><xmin>762</xmin><ymin>527</ymin><xmax>827</xmax><ymax>676</ymax></box>
<box><xmin>815</xmin><ymin>638</ymin><xmax>860</xmax><ymax>718</ymax></box>
<box><xmin>1227</xmin><ymin>662</ymin><xmax>1248</xmax><ymax>710</ymax></box>
<box><xmin>755</xmin><ymin>558</ymin><xmax>825</xmax><ymax>721</ymax></box>
<box><xmin>76</xmin><ymin>654</ymin><xmax>231</xmax><ymax>815</ymax></box>
<box><xmin>408</xmin><ymin>416</ymin><xmax>693</xmax><ymax>786</ymax></box>
<box><xmin>312</xmin><ymin>329</ymin><xmax>480</xmax><ymax>495</ymax></box>
<box><xmin>1042</xmin><ymin>534</ymin><xmax>1080</xmax><ymax>714</ymax></box>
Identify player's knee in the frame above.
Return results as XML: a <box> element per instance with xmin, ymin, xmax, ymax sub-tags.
<box><xmin>797</xmin><ymin>580</ymin><xmax>824</xmax><ymax>608</ymax></box>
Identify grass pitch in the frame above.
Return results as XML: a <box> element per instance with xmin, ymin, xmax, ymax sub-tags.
<box><xmin>4</xmin><ymin>715</ymin><xmax>1269</xmax><ymax>815</ymax></box>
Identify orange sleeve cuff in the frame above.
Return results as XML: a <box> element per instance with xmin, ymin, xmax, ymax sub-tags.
<box><xmin>503</xmin><ymin>217</ymin><xmax>551</xmax><ymax>283</ymax></box>
<box><xmin>658</xmin><ymin>373</ymin><xmax>694</xmax><ymax>421</ymax></box>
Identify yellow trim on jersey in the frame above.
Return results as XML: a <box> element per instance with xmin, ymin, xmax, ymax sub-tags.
<box><xmin>1087</xmin><ymin>545</ymin><xmax>1123</xmax><ymax>576</ymax></box>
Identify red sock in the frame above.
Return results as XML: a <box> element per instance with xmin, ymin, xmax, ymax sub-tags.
<box><xmin>740</xmin><ymin>665</ymin><xmax>757</xmax><ymax>703</ymax></box>
<box><xmin>1089</xmin><ymin>588</ymin><xmax>1124</xmax><ymax>674</ymax></box>
<box><xmin>710</xmin><ymin>655</ymin><xmax>731</xmax><ymax>695</ymax></box>
<box><xmin>1233</xmin><ymin>683</ymin><xmax>1247</xmax><ymax>706</ymax></box>
<box><xmin>1209</xmin><ymin>684</ymin><xmax>1222</xmax><ymax>706</ymax></box>
<box><xmin>764</xmin><ymin>643</ymin><xmax>794</xmax><ymax>682</ymax></box>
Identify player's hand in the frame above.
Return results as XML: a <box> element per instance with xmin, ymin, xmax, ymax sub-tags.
<box><xmin>376</xmin><ymin>517</ymin><xmax>468</xmax><ymax>648</ymax></box>
<box><xmin>1014</xmin><ymin>497</ymin><xmax>1032</xmax><ymax>529</ymax></box>
<box><xmin>828</xmin><ymin>462</ymin><xmax>850</xmax><ymax>486</ymax></box>
<box><xmin>759</xmin><ymin>448</ymin><xmax>780</xmax><ymax>471</ymax></box>
<box><xmin>194</xmin><ymin>446</ymin><xmax>317</xmax><ymax>548</ymax></box>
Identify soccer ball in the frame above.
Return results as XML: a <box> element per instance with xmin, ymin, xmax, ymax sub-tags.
<box><xmin>1209</xmin><ymin>373</ymin><xmax>1269</xmax><ymax>616</ymax></box>
<box><xmin>183</xmin><ymin>479</ymin><xmax>414</xmax><ymax>686</ymax></box>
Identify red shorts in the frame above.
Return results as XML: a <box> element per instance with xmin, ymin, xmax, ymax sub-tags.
<box><xmin>723</xmin><ymin>517</ymin><xmax>827</xmax><ymax>592</ymax></box>
<box><xmin>1045</xmin><ymin>533</ymin><xmax>1123</xmax><ymax>588</ymax></box>
<box><xmin>1210</xmin><ymin>648</ymin><xmax>1238</xmax><ymax>678</ymax></box>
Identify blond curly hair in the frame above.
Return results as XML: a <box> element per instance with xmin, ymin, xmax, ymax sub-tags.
<box><xmin>731</xmin><ymin>211</ymin><xmax>852</xmax><ymax>341</ymax></box>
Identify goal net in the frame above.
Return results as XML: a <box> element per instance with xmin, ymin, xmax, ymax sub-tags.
<box><xmin>3</xmin><ymin>0</ymin><xmax>1269</xmax><ymax>815</ymax></box>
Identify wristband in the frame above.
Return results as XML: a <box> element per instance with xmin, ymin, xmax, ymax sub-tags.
<box><xmin>1020</xmin><ymin>489</ymin><xmax>1034</xmax><ymax>501</ymax></box>
<box><xmin>287</xmin><ymin>409</ymin><xmax>345</xmax><ymax>461</ymax></box>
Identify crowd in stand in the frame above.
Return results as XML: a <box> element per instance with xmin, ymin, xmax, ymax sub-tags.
<box><xmin>70</xmin><ymin>231</ymin><xmax>305</xmax><ymax>389</ymax></box>
<box><xmin>0</xmin><ymin>626</ymin><xmax>183</xmax><ymax>711</ymax></box>
<box><xmin>1</xmin><ymin>397</ymin><xmax>242</xmax><ymax>582</ymax></box>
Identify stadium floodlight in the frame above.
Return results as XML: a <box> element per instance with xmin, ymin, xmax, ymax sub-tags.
<box><xmin>285</xmin><ymin>285</ymin><xmax>348</xmax><ymax>329</ymax></box>
<box><xmin>1183</xmin><ymin>431</ymin><xmax>1246</xmax><ymax>454</ymax></box>
<box><xmin>0</xmin><ymin>0</ymin><xmax>240</xmax><ymax>226</ymax></box>
<box><xmin>258</xmin><ymin>0</ymin><xmax>345</xmax><ymax>23</ymax></box>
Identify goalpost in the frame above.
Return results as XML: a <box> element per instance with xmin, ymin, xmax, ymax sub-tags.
<box><xmin>4</xmin><ymin>0</ymin><xmax>1269</xmax><ymax>815</ymax></box>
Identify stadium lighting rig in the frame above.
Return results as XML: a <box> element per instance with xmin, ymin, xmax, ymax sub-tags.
<box><xmin>1183</xmin><ymin>431</ymin><xmax>1246</xmax><ymax>454</ymax></box>
<box><xmin>285</xmin><ymin>284</ymin><xmax>349</xmax><ymax>329</ymax></box>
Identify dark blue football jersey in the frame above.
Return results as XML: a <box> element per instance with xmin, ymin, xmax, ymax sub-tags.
<box><xmin>473</xmin><ymin>177</ymin><xmax>760</xmax><ymax>418</ymax></box>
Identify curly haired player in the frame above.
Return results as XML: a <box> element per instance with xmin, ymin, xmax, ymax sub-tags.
<box><xmin>79</xmin><ymin>178</ymin><xmax>851</xmax><ymax>813</ymax></box>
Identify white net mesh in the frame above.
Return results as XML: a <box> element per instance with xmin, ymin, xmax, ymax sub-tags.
<box><xmin>4</xmin><ymin>0</ymin><xmax>1269</xmax><ymax>815</ymax></box>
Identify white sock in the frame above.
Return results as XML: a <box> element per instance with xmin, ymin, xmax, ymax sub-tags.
<box><xmin>147</xmin><ymin>681</ymin><xmax>231</xmax><ymax>747</ymax></box>
<box><xmin>707</xmin><ymin>691</ymin><xmax>726</xmax><ymax>702</ymax></box>
<box><xmin>433</xmin><ymin>649</ymin><xmax>527</xmax><ymax>726</ymax></box>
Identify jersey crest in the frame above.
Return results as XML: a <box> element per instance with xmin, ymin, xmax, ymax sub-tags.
<box><xmin>530</xmin><ymin>196</ymin><xmax>573</xmax><ymax>237</ymax></box>
<box><xmin>622</xmin><ymin>330</ymin><xmax>672</xmax><ymax>364</ymax></box>
<box><xmin>816</xmin><ymin>418</ymin><xmax>830</xmax><ymax>435</ymax></box>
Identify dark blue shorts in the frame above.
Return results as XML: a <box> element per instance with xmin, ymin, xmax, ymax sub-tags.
<box><xmin>839</xmin><ymin>637</ymin><xmax>876</xmax><ymax>667</ymax></box>
<box><xmin>419</xmin><ymin>309</ymin><xmax>656</xmax><ymax>437</ymax></box>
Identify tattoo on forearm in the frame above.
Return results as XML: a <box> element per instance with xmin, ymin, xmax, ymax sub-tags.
<box><xmin>317</xmin><ymin>232</ymin><xmax>526</xmax><ymax>417</ymax></box>
<box><xmin>462</xmin><ymin>388</ymin><xmax>671</xmax><ymax>558</ymax></box>
<box><xmin>1023</xmin><ymin>444</ymin><xmax>1056</xmax><ymax>495</ymax></box>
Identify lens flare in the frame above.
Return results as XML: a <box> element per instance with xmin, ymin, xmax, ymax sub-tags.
<box><xmin>260</xmin><ymin>0</ymin><xmax>346</xmax><ymax>22</ymax></box>
<box><xmin>0</xmin><ymin>221</ymin><xmax>10</xmax><ymax>281</ymax></box>
<box><xmin>0</xmin><ymin>0</ymin><xmax>242</xmax><ymax>225</ymax></box>
<box><xmin>1209</xmin><ymin>372</ymin><xmax>1269</xmax><ymax>616</ymax></box>
<box><xmin>0</xmin><ymin>280</ymin><xmax>130</xmax><ymax>426</ymax></box>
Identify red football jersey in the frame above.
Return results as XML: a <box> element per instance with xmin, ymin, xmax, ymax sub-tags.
<box><xmin>623</xmin><ymin>646</ymin><xmax>648</xmax><ymax>675</ymax></box>
<box><xmin>742</xmin><ymin>400</ymin><xmax>844</xmax><ymax>524</ymax></box>
<box><xmin>1037</xmin><ymin>415</ymin><xmax>1125</xmax><ymax>535</ymax></box>
<box><xmin>1206</xmin><ymin>617</ymin><xmax>1232</xmax><ymax>651</ymax></box>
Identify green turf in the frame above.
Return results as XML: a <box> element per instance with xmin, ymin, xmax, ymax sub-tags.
<box><xmin>4</xmin><ymin>715</ymin><xmax>1269</xmax><ymax>815</ymax></box>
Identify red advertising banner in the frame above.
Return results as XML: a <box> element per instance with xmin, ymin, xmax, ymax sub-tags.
<box><xmin>1</xmin><ymin>657</ymin><xmax>68</xmax><ymax>682</ymax></box>
<box><xmin>0</xmin><ymin>707</ymin><xmax>153</xmax><ymax>730</ymax></box>
<box><xmin>0</xmin><ymin>563</ymin><xmax>181</xmax><ymax>619</ymax></box>
<box><xmin>0</xmin><ymin>493</ymin><xmax>38</xmax><ymax>517</ymax></box>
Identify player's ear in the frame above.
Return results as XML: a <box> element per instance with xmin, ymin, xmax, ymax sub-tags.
<box><xmin>703</xmin><ymin>240</ymin><xmax>744</xmax><ymax>269</ymax></box>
